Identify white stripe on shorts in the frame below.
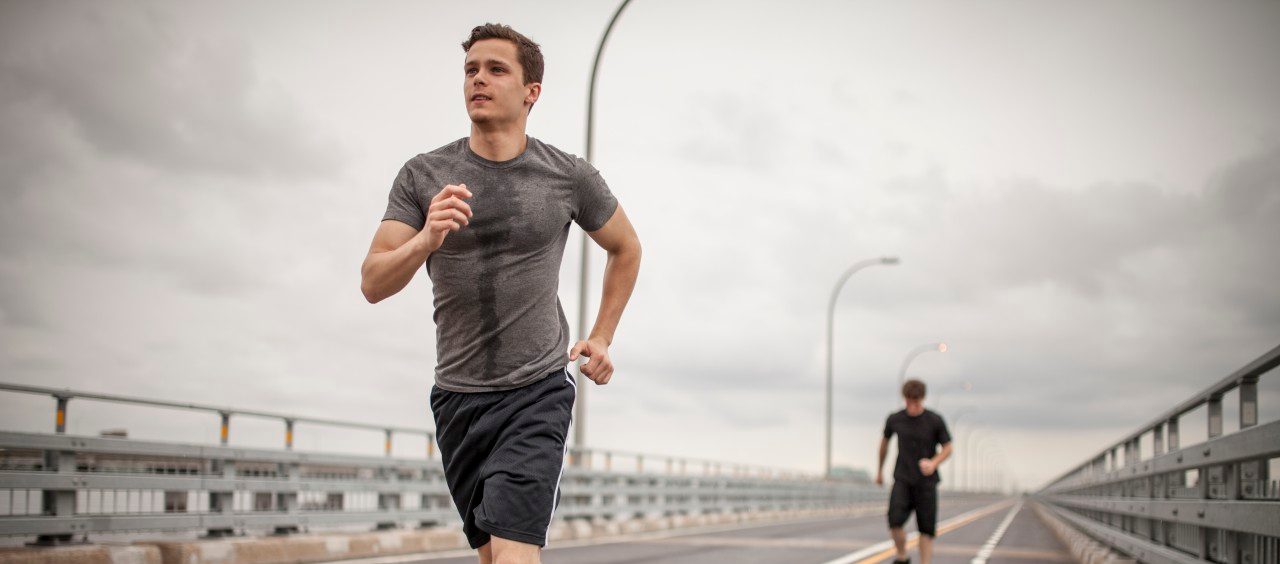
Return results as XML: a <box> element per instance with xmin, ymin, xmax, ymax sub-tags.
<box><xmin>545</xmin><ymin>367</ymin><xmax>575</xmax><ymax>546</ymax></box>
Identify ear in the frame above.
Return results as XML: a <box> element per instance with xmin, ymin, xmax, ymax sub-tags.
<box><xmin>525</xmin><ymin>82</ymin><xmax>542</xmax><ymax>108</ymax></box>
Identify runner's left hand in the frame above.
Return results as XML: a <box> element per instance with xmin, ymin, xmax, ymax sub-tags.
<box><xmin>569</xmin><ymin>338</ymin><xmax>613</xmax><ymax>385</ymax></box>
<box><xmin>919</xmin><ymin>458</ymin><xmax>937</xmax><ymax>476</ymax></box>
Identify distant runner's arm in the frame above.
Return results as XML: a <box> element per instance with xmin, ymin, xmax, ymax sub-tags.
<box><xmin>919</xmin><ymin>442</ymin><xmax>953</xmax><ymax>476</ymax></box>
<box><xmin>933</xmin><ymin>442</ymin><xmax>953</xmax><ymax>466</ymax></box>
<box><xmin>569</xmin><ymin>205</ymin><xmax>641</xmax><ymax>385</ymax></box>
<box><xmin>876</xmin><ymin>437</ymin><xmax>890</xmax><ymax>485</ymax></box>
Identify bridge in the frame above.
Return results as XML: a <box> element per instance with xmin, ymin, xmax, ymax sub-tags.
<box><xmin>1</xmin><ymin>345</ymin><xmax>1277</xmax><ymax>563</ymax></box>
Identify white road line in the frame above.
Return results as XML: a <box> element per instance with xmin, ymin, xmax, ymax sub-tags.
<box><xmin>970</xmin><ymin>501</ymin><xmax>1022</xmax><ymax>564</ymax></box>
<box><xmin>818</xmin><ymin>499</ymin><xmax>1012</xmax><ymax>564</ymax></box>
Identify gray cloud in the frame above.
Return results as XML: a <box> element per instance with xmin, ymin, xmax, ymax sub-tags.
<box><xmin>0</xmin><ymin>1</ymin><xmax>342</xmax><ymax>181</ymax></box>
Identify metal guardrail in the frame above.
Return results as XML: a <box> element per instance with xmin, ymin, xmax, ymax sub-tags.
<box><xmin>1038</xmin><ymin>344</ymin><xmax>1280</xmax><ymax>564</ymax></box>
<box><xmin>0</xmin><ymin>382</ymin><xmax>880</xmax><ymax>545</ymax></box>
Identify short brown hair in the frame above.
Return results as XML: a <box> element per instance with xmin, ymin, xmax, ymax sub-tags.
<box><xmin>902</xmin><ymin>379</ymin><xmax>926</xmax><ymax>400</ymax></box>
<box><xmin>461</xmin><ymin>23</ymin><xmax>544</xmax><ymax>85</ymax></box>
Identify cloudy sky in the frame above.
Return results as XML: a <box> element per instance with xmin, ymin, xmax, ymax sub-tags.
<box><xmin>2</xmin><ymin>0</ymin><xmax>1278</xmax><ymax>490</ymax></box>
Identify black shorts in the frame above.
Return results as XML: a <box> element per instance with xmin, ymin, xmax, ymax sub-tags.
<box><xmin>887</xmin><ymin>480</ymin><xmax>938</xmax><ymax>536</ymax></box>
<box><xmin>430</xmin><ymin>367</ymin><xmax>576</xmax><ymax>549</ymax></box>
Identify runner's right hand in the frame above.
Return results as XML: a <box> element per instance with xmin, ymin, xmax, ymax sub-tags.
<box><xmin>423</xmin><ymin>184</ymin><xmax>473</xmax><ymax>253</ymax></box>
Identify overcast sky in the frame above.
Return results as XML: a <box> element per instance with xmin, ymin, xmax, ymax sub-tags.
<box><xmin>2</xmin><ymin>0</ymin><xmax>1279</xmax><ymax>490</ymax></box>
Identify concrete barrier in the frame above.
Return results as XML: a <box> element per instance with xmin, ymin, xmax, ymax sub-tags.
<box><xmin>0</xmin><ymin>545</ymin><xmax>160</xmax><ymax>564</ymax></box>
<box><xmin>0</xmin><ymin>503</ymin><xmax>890</xmax><ymax>563</ymax></box>
<box><xmin>1031</xmin><ymin>501</ymin><xmax>1136</xmax><ymax>564</ymax></box>
<box><xmin>131</xmin><ymin>528</ymin><xmax>467</xmax><ymax>564</ymax></box>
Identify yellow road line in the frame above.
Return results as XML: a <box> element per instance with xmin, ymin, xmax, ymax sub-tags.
<box><xmin>856</xmin><ymin>500</ymin><xmax>1013</xmax><ymax>564</ymax></box>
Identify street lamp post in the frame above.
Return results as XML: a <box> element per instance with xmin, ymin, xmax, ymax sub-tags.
<box><xmin>959</xmin><ymin>426</ymin><xmax>982</xmax><ymax>492</ymax></box>
<box><xmin>824</xmin><ymin>256</ymin><xmax>900</xmax><ymax>478</ymax></box>
<box><xmin>946</xmin><ymin>408</ymin><xmax>973</xmax><ymax>491</ymax></box>
<box><xmin>971</xmin><ymin>436</ymin><xmax>995</xmax><ymax>492</ymax></box>
<box><xmin>576</xmin><ymin>0</ymin><xmax>635</xmax><ymax>452</ymax></box>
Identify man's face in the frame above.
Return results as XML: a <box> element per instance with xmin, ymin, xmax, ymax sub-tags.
<box><xmin>464</xmin><ymin>39</ymin><xmax>538</xmax><ymax>125</ymax></box>
<box><xmin>904</xmin><ymin>397</ymin><xmax>925</xmax><ymax>416</ymax></box>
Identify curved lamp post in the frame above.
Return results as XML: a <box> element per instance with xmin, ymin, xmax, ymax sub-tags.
<box><xmin>824</xmin><ymin>256</ymin><xmax>900</xmax><ymax>477</ymax></box>
<box><xmin>896</xmin><ymin>342</ymin><xmax>947</xmax><ymax>403</ymax></box>
<box><xmin>575</xmin><ymin>0</ymin><xmax>635</xmax><ymax>451</ymax></box>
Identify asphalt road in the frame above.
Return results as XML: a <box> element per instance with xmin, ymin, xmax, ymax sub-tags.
<box><xmin>340</xmin><ymin>497</ymin><xmax>1070</xmax><ymax>564</ymax></box>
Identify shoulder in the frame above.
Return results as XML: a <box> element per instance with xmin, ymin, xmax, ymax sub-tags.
<box><xmin>404</xmin><ymin>138</ymin><xmax>468</xmax><ymax>168</ymax></box>
<box><xmin>526</xmin><ymin>136</ymin><xmax>591</xmax><ymax>177</ymax></box>
<box><xmin>927</xmin><ymin>410</ymin><xmax>947</xmax><ymax>425</ymax></box>
<box><xmin>886</xmin><ymin>410</ymin><xmax>906</xmax><ymax>423</ymax></box>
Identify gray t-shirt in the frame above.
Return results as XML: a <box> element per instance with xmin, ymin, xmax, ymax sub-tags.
<box><xmin>382</xmin><ymin>136</ymin><xmax>618</xmax><ymax>393</ymax></box>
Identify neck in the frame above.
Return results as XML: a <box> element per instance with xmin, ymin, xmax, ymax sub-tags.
<box><xmin>469</xmin><ymin>119</ymin><xmax>528</xmax><ymax>162</ymax></box>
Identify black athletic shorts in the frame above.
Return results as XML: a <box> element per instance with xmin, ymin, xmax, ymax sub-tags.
<box><xmin>430</xmin><ymin>367</ymin><xmax>576</xmax><ymax>549</ymax></box>
<box><xmin>887</xmin><ymin>480</ymin><xmax>938</xmax><ymax>536</ymax></box>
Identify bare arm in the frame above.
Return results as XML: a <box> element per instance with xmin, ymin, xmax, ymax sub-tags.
<box><xmin>876</xmin><ymin>437</ymin><xmax>889</xmax><ymax>485</ymax></box>
<box><xmin>360</xmin><ymin>221</ymin><xmax>430</xmax><ymax>304</ymax></box>
<box><xmin>569</xmin><ymin>205</ymin><xmax>641</xmax><ymax>384</ymax></box>
<box><xmin>919</xmin><ymin>442</ymin><xmax>953</xmax><ymax>477</ymax></box>
<box><xmin>361</xmin><ymin>184</ymin><xmax>473</xmax><ymax>303</ymax></box>
<box><xmin>933</xmin><ymin>442</ymin><xmax>954</xmax><ymax>466</ymax></box>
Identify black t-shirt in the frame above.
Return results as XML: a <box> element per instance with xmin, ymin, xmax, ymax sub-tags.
<box><xmin>883</xmin><ymin>408</ymin><xmax>951</xmax><ymax>485</ymax></box>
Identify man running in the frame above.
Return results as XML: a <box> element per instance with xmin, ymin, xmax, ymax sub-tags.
<box><xmin>360</xmin><ymin>23</ymin><xmax>641</xmax><ymax>564</ymax></box>
<box><xmin>876</xmin><ymin>379</ymin><xmax>953</xmax><ymax>564</ymax></box>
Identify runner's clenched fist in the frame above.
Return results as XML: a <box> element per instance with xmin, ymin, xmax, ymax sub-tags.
<box><xmin>423</xmin><ymin>184</ymin><xmax>473</xmax><ymax>253</ymax></box>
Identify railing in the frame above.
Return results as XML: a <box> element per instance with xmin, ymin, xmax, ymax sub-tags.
<box><xmin>1038</xmin><ymin>344</ymin><xmax>1280</xmax><ymax>564</ymax></box>
<box><xmin>0</xmin><ymin>382</ymin><xmax>881</xmax><ymax>544</ymax></box>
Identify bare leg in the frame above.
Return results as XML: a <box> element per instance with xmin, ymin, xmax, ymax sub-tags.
<box><xmin>490</xmin><ymin>535</ymin><xmax>541</xmax><ymax>564</ymax></box>
<box><xmin>477</xmin><ymin>542</ymin><xmax>492</xmax><ymax>564</ymax></box>
<box><xmin>918</xmin><ymin>534</ymin><xmax>934</xmax><ymax>564</ymax></box>
<box><xmin>890</xmin><ymin>527</ymin><xmax>908</xmax><ymax>561</ymax></box>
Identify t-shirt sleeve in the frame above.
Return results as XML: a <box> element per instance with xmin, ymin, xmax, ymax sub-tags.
<box><xmin>382</xmin><ymin>161</ymin><xmax>425</xmax><ymax>230</ymax></box>
<box><xmin>936</xmin><ymin>416</ymin><xmax>952</xmax><ymax>445</ymax></box>
<box><xmin>883</xmin><ymin>416</ymin><xmax>895</xmax><ymax>439</ymax></box>
<box><xmin>573</xmin><ymin>159</ymin><xmax>619</xmax><ymax>232</ymax></box>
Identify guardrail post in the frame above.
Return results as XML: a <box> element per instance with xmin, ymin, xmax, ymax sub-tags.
<box><xmin>37</xmin><ymin>394</ymin><xmax>78</xmax><ymax>544</ymax></box>
<box><xmin>1207</xmin><ymin>395</ymin><xmax>1223</xmax><ymax>439</ymax></box>
<box><xmin>1153</xmin><ymin>423</ymin><xmax>1164</xmax><ymax>457</ymax></box>
<box><xmin>37</xmin><ymin>419</ymin><xmax>79</xmax><ymax>545</ymax></box>
<box><xmin>275</xmin><ymin>461</ymin><xmax>302</xmax><ymax>536</ymax></box>
<box><xmin>53</xmin><ymin>395</ymin><xmax>68</xmax><ymax>434</ymax></box>
<box><xmin>1239</xmin><ymin>376</ymin><xmax>1258</xmax><ymax>429</ymax></box>
<box><xmin>219</xmin><ymin>411</ymin><xmax>231</xmax><ymax>445</ymax></box>
<box><xmin>376</xmin><ymin>464</ymin><xmax>400</xmax><ymax>530</ymax></box>
<box><xmin>206</xmin><ymin>459</ymin><xmax>237</xmax><ymax>538</ymax></box>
